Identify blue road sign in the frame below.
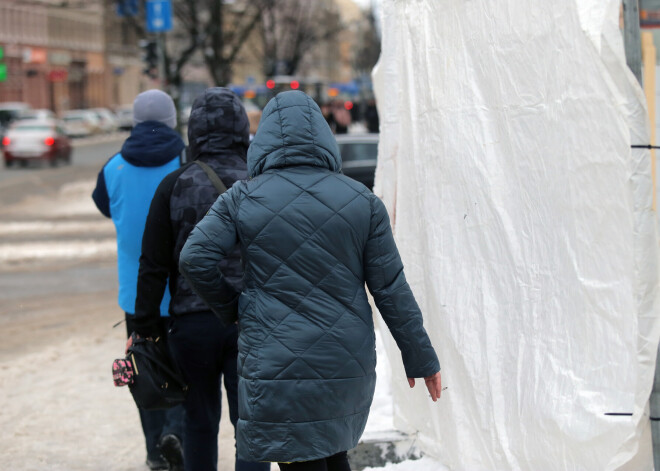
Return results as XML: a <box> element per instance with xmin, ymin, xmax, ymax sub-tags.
<box><xmin>116</xmin><ymin>0</ymin><xmax>138</xmax><ymax>17</ymax></box>
<box><xmin>146</xmin><ymin>0</ymin><xmax>172</xmax><ymax>33</ymax></box>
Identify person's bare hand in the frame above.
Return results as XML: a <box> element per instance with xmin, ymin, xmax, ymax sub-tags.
<box><xmin>125</xmin><ymin>333</ymin><xmax>138</xmax><ymax>354</ymax></box>
<box><xmin>407</xmin><ymin>371</ymin><xmax>443</xmax><ymax>401</ymax></box>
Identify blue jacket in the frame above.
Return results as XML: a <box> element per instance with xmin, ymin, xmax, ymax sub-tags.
<box><xmin>92</xmin><ymin>121</ymin><xmax>184</xmax><ymax>315</ymax></box>
<box><xmin>179</xmin><ymin>91</ymin><xmax>439</xmax><ymax>462</ymax></box>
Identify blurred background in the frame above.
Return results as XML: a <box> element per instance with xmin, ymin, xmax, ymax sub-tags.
<box><xmin>0</xmin><ymin>0</ymin><xmax>382</xmax><ymax>137</ymax></box>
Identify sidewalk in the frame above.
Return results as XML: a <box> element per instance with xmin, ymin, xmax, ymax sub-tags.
<box><xmin>0</xmin><ymin>289</ymin><xmax>270</xmax><ymax>470</ymax></box>
<box><xmin>0</xmin><ymin>176</ymin><xmax>431</xmax><ymax>470</ymax></box>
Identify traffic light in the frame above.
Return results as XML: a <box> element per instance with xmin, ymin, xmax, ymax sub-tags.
<box><xmin>0</xmin><ymin>46</ymin><xmax>7</xmax><ymax>83</ymax></box>
<box><xmin>139</xmin><ymin>39</ymin><xmax>159</xmax><ymax>79</ymax></box>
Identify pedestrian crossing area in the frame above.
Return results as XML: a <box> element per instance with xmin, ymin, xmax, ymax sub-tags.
<box><xmin>0</xmin><ymin>179</ymin><xmax>116</xmax><ymax>267</ymax></box>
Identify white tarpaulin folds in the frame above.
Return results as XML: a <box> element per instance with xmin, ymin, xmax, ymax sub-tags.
<box><xmin>372</xmin><ymin>1</ymin><xmax>660</xmax><ymax>469</ymax></box>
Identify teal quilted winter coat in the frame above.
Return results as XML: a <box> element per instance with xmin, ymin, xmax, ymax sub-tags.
<box><xmin>179</xmin><ymin>91</ymin><xmax>440</xmax><ymax>463</ymax></box>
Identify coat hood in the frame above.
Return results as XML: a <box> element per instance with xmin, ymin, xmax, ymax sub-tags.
<box><xmin>187</xmin><ymin>87</ymin><xmax>250</xmax><ymax>161</ymax></box>
<box><xmin>247</xmin><ymin>91</ymin><xmax>341</xmax><ymax>178</ymax></box>
<box><xmin>120</xmin><ymin>121</ymin><xmax>184</xmax><ymax>167</ymax></box>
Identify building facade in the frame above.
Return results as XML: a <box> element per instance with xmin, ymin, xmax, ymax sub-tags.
<box><xmin>0</xmin><ymin>0</ymin><xmax>148</xmax><ymax>113</ymax></box>
<box><xmin>0</xmin><ymin>0</ymin><xmax>372</xmax><ymax>112</ymax></box>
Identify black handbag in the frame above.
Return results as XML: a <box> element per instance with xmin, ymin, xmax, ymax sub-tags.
<box><xmin>126</xmin><ymin>334</ymin><xmax>188</xmax><ymax>410</ymax></box>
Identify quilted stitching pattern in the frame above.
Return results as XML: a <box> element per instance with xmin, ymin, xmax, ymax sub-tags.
<box><xmin>179</xmin><ymin>91</ymin><xmax>439</xmax><ymax>462</ymax></box>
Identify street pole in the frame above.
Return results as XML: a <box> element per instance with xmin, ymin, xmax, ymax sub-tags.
<box><xmin>624</xmin><ymin>2</ymin><xmax>660</xmax><ymax>469</ymax></box>
<box><xmin>623</xmin><ymin>0</ymin><xmax>643</xmax><ymax>86</ymax></box>
<box><xmin>157</xmin><ymin>32</ymin><xmax>167</xmax><ymax>91</ymax></box>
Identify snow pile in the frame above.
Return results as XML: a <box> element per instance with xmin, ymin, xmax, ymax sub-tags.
<box><xmin>372</xmin><ymin>0</ymin><xmax>660</xmax><ymax>469</ymax></box>
<box><xmin>364</xmin><ymin>326</ymin><xmax>394</xmax><ymax>434</ymax></box>
<box><xmin>363</xmin><ymin>457</ymin><xmax>449</xmax><ymax>471</ymax></box>
<box><xmin>3</xmin><ymin>179</ymin><xmax>101</xmax><ymax>218</ymax></box>
<box><xmin>0</xmin><ymin>239</ymin><xmax>116</xmax><ymax>263</ymax></box>
<box><xmin>53</xmin><ymin>180</ymin><xmax>100</xmax><ymax>217</ymax></box>
<box><xmin>0</xmin><ymin>220</ymin><xmax>113</xmax><ymax>236</ymax></box>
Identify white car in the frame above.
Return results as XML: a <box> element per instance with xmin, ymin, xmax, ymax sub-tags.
<box><xmin>115</xmin><ymin>105</ymin><xmax>133</xmax><ymax>131</ymax></box>
<box><xmin>3</xmin><ymin>119</ymin><xmax>72</xmax><ymax>167</ymax></box>
<box><xmin>18</xmin><ymin>109</ymin><xmax>56</xmax><ymax>121</ymax></box>
<box><xmin>90</xmin><ymin>108</ymin><xmax>119</xmax><ymax>133</ymax></box>
<box><xmin>61</xmin><ymin>110</ymin><xmax>99</xmax><ymax>138</ymax></box>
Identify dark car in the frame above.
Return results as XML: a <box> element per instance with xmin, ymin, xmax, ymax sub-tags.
<box><xmin>0</xmin><ymin>102</ymin><xmax>31</xmax><ymax>149</ymax></box>
<box><xmin>3</xmin><ymin>119</ymin><xmax>72</xmax><ymax>167</ymax></box>
<box><xmin>336</xmin><ymin>133</ymin><xmax>378</xmax><ymax>190</ymax></box>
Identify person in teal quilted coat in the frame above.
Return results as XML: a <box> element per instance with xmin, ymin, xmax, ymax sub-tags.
<box><xmin>179</xmin><ymin>91</ymin><xmax>441</xmax><ymax>470</ymax></box>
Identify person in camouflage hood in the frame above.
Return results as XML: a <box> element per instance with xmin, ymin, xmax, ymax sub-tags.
<box><xmin>179</xmin><ymin>91</ymin><xmax>442</xmax><ymax>470</ymax></box>
<box><xmin>132</xmin><ymin>87</ymin><xmax>269</xmax><ymax>471</ymax></box>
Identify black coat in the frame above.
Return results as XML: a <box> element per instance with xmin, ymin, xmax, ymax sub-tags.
<box><xmin>133</xmin><ymin>88</ymin><xmax>250</xmax><ymax>337</ymax></box>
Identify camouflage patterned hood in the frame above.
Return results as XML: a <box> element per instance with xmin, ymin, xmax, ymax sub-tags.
<box><xmin>187</xmin><ymin>87</ymin><xmax>250</xmax><ymax>161</ymax></box>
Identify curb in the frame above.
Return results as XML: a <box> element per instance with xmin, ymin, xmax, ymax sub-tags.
<box><xmin>348</xmin><ymin>430</ymin><xmax>422</xmax><ymax>470</ymax></box>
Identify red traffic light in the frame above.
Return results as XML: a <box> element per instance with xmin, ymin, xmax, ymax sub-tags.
<box><xmin>266</xmin><ymin>79</ymin><xmax>275</xmax><ymax>89</ymax></box>
<box><xmin>290</xmin><ymin>80</ymin><xmax>300</xmax><ymax>90</ymax></box>
<box><xmin>344</xmin><ymin>101</ymin><xmax>353</xmax><ymax>111</ymax></box>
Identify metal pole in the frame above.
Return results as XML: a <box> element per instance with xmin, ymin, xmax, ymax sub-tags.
<box><xmin>157</xmin><ymin>32</ymin><xmax>167</xmax><ymax>91</ymax></box>
<box><xmin>623</xmin><ymin>0</ymin><xmax>643</xmax><ymax>85</ymax></box>
<box><xmin>653</xmin><ymin>359</ymin><xmax>660</xmax><ymax>471</ymax></box>
<box><xmin>626</xmin><ymin>3</ymin><xmax>660</xmax><ymax>469</ymax></box>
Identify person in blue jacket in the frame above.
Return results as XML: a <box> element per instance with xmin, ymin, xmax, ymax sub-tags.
<box><xmin>92</xmin><ymin>89</ymin><xmax>185</xmax><ymax>471</ymax></box>
<box><xmin>179</xmin><ymin>90</ymin><xmax>442</xmax><ymax>471</ymax></box>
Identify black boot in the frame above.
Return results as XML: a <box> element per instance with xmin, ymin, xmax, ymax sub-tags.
<box><xmin>158</xmin><ymin>434</ymin><xmax>184</xmax><ymax>471</ymax></box>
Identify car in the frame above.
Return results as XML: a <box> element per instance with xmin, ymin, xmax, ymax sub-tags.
<box><xmin>91</xmin><ymin>108</ymin><xmax>119</xmax><ymax>133</ymax></box>
<box><xmin>0</xmin><ymin>102</ymin><xmax>31</xmax><ymax>128</ymax></box>
<box><xmin>0</xmin><ymin>102</ymin><xmax>31</xmax><ymax>148</ymax></box>
<box><xmin>2</xmin><ymin>119</ymin><xmax>72</xmax><ymax>167</ymax></box>
<box><xmin>179</xmin><ymin>105</ymin><xmax>192</xmax><ymax>125</ymax></box>
<box><xmin>61</xmin><ymin>110</ymin><xmax>100</xmax><ymax>138</ymax></box>
<box><xmin>336</xmin><ymin>133</ymin><xmax>379</xmax><ymax>190</ymax></box>
<box><xmin>115</xmin><ymin>104</ymin><xmax>133</xmax><ymax>131</ymax></box>
<box><xmin>17</xmin><ymin>109</ymin><xmax>56</xmax><ymax>121</ymax></box>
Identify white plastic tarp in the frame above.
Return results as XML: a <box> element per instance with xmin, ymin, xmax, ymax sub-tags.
<box><xmin>372</xmin><ymin>1</ymin><xmax>660</xmax><ymax>469</ymax></box>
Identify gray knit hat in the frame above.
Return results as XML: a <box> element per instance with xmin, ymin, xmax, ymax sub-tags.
<box><xmin>132</xmin><ymin>89</ymin><xmax>177</xmax><ymax>129</ymax></box>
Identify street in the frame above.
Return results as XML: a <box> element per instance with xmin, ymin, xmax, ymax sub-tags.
<box><xmin>0</xmin><ymin>135</ymin><xmax>254</xmax><ymax>470</ymax></box>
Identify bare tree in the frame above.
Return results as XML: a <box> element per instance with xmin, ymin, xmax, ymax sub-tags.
<box><xmin>202</xmin><ymin>0</ymin><xmax>264</xmax><ymax>86</ymax></box>
<box><xmin>260</xmin><ymin>0</ymin><xmax>343</xmax><ymax>78</ymax></box>
<box><xmin>115</xmin><ymin>0</ymin><xmax>265</xmax><ymax>122</ymax></box>
<box><xmin>352</xmin><ymin>6</ymin><xmax>380</xmax><ymax>77</ymax></box>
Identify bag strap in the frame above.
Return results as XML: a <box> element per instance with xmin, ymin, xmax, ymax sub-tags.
<box><xmin>193</xmin><ymin>160</ymin><xmax>227</xmax><ymax>194</ymax></box>
<box><xmin>129</xmin><ymin>342</ymin><xmax>188</xmax><ymax>390</ymax></box>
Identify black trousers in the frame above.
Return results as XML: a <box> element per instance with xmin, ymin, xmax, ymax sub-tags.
<box><xmin>278</xmin><ymin>452</ymin><xmax>351</xmax><ymax>471</ymax></box>
<box><xmin>168</xmin><ymin>312</ymin><xmax>269</xmax><ymax>471</ymax></box>
<box><xmin>125</xmin><ymin>314</ymin><xmax>184</xmax><ymax>460</ymax></box>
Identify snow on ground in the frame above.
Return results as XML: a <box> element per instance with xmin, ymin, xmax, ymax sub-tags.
<box><xmin>0</xmin><ymin>177</ymin><xmax>408</xmax><ymax>470</ymax></box>
<box><xmin>363</xmin><ymin>457</ymin><xmax>449</xmax><ymax>471</ymax></box>
<box><xmin>0</xmin><ymin>239</ymin><xmax>116</xmax><ymax>262</ymax></box>
<box><xmin>0</xmin><ymin>220</ymin><xmax>113</xmax><ymax>236</ymax></box>
<box><xmin>365</xmin><ymin>326</ymin><xmax>395</xmax><ymax>434</ymax></box>
<box><xmin>1</xmin><ymin>179</ymin><xmax>102</xmax><ymax>218</ymax></box>
<box><xmin>0</xmin><ymin>178</ymin><xmax>116</xmax><ymax>264</ymax></box>
<box><xmin>52</xmin><ymin>180</ymin><xmax>102</xmax><ymax>217</ymax></box>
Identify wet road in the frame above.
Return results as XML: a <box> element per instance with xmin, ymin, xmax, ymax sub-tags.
<box><xmin>0</xmin><ymin>134</ymin><xmax>127</xmax><ymax>204</ymax></box>
<box><xmin>0</xmin><ymin>135</ymin><xmax>123</xmax><ymax>357</ymax></box>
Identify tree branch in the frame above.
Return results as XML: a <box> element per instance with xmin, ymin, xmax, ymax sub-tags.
<box><xmin>226</xmin><ymin>8</ymin><xmax>262</xmax><ymax>64</ymax></box>
<box><xmin>173</xmin><ymin>0</ymin><xmax>201</xmax><ymax>76</ymax></box>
